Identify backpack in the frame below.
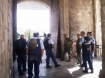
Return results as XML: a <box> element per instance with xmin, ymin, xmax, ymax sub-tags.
<box><xmin>64</xmin><ymin>38</ymin><xmax>72</xmax><ymax>50</ymax></box>
<box><xmin>14</xmin><ymin>39</ymin><xmax>23</xmax><ymax>52</ymax></box>
<box><xmin>83</xmin><ymin>36</ymin><xmax>91</xmax><ymax>51</ymax></box>
<box><xmin>28</xmin><ymin>38</ymin><xmax>38</xmax><ymax>49</ymax></box>
<box><xmin>44</xmin><ymin>39</ymin><xmax>52</xmax><ymax>50</ymax></box>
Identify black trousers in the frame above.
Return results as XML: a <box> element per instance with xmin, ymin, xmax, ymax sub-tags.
<box><xmin>17</xmin><ymin>53</ymin><xmax>26</xmax><ymax>74</ymax></box>
<box><xmin>62</xmin><ymin>48</ymin><xmax>71</xmax><ymax>60</ymax></box>
<box><xmin>84</xmin><ymin>51</ymin><xmax>93</xmax><ymax>71</ymax></box>
<box><xmin>28</xmin><ymin>56</ymin><xmax>41</xmax><ymax>77</ymax></box>
<box><xmin>46</xmin><ymin>49</ymin><xmax>58</xmax><ymax>67</ymax></box>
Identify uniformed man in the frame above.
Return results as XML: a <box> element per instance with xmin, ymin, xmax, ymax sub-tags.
<box><xmin>60</xmin><ymin>34</ymin><xmax>73</xmax><ymax>62</ymax></box>
<box><xmin>44</xmin><ymin>33</ymin><xmax>60</xmax><ymax>68</ymax></box>
<box><xmin>26</xmin><ymin>32</ymin><xmax>44</xmax><ymax>78</ymax></box>
<box><xmin>80</xmin><ymin>32</ymin><xmax>95</xmax><ymax>73</ymax></box>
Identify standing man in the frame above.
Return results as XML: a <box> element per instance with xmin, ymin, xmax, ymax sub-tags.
<box><xmin>76</xmin><ymin>34</ymin><xmax>82</xmax><ymax>66</ymax></box>
<box><xmin>80</xmin><ymin>31</ymin><xmax>86</xmax><ymax>67</ymax></box>
<box><xmin>44</xmin><ymin>33</ymin><xmax>60</xmax><ymax>68</ymax></box>
<box><xmin>43</xmin><ymin>33</ymin><xmax>47</xmax><ymax>41</ymax></box>
<box><xmin>26</xmin><ymin>32</ymin><xmax>44</xmax><ymax>78</ymax></box>
<box><xmin>80</xmin><ymin>32</ymin><xmax>95</xmax><ymax>73</ymax></box>
<box><xmin>60</xmin><ymin>34</ymin><xmax>73</xmax><ymax>62</ymax></box>
<box><xmin>14</xmin><ymin>34</ymin><xmax>27</xmax><ymax>76</ymax></box>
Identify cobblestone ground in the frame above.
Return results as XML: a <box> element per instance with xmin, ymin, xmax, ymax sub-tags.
<box><xmin>13</xmin><ymin>53</ymin><xmax>102</xmax><ymax>78</ymax></box>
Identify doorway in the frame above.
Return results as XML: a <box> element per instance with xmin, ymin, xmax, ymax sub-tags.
<box><xmin>17</xmin><ymin>1</ymin><xmax>50</xmax><ymax>40</ymax></box>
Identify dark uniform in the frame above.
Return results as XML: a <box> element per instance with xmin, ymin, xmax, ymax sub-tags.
<box><xmin>76</xmin><ymin>38</ymin><xmax>82</xmax><ymax>65</ymax></box>
<box><xmin>14</xmin><ymin>38</ymin><xmax>27</xmax><ymax>75</ymax></box>
<box><xmin>61</xmin><ymin>38</ymin><xmax>73</xmax><ymax>62</ymax></box>
<box><xmin>26</xmin><ymin>38</ymin><xmax>44</xmax><ymax>78</ymax></box>
<box><xmin>44</xmin><ymin>38</ymin><xmax>60</xmax><ymax>68</ymax></box>
<box><xmin>80</xmin><ymin>36</ymin><xmax>95</xmax><ymax>73</ymax></box>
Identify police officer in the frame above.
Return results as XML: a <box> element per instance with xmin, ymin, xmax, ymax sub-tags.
<box><xmin>14</xmin><ymin>34</ymin><xmax>27</xmax><ymax>76</ymax></box>
<box><xmin>45</xmin><ymin>33</ymin><xmax>60</xmax><ymax>68</ymax></box>
<box><xmin>26</xmin><ymin>32</ymin><xmax>44</xmax><ymax>78</ymax></box>
<box><xmin>80</xmin><ymin>32</ymin><xmax>95</xmax><ymax>73</ymax></box>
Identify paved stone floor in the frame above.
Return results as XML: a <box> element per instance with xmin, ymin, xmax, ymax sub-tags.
<box><xmin>13</xmin><ymin>53</ymin><xmax>102</xmax><ymax>78</ymax></box>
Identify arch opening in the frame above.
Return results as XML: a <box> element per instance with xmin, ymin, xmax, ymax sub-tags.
<box><xmin>17</xmin><ymin>1</ymin><xmax>50</xmax><ymax>40</ymax></box>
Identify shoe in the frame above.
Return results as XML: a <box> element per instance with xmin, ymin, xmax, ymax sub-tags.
<box><xmin>28</xmin><ymin>76</ymin><xmax>33</xmax><ymax>78</ymax></box>
<box><xmin>80</xmin><ymin>64</ymin><xmax>85</xmax><ymax>67</ymax></box>
<box><xmin>60</xmin><ymin>59</ymin><xmax>64</xmax><ymax>61</ymax></box>
<box><xmin>82</xmin><ymin>70</ymin><xmax>88</xmax><ymax>73</ymax></box>
<box><xmin>46</xmin><ymin>66</ymin><xmax>52</xmax><ymax>68</ymax></box>
<box><xmin>90</xmin><ymin>70</ymin><xmax>94</xmax><ymax>73</ymax></box>
<box><xmin>55</xmin><ymin>64</ymin><xmax>61</xmax><ymax>67</ymax></box>
<box><xmin>19</xmin><ymin>72</ymin><xmax>24</xmax><ymax>76</ymax></box>
<box><xmin>67</xmin><ymin>60</ymin><xmax>71</xmax><ymax>62</ymax></box>
<box><xmin>77</xmin><ymin>62</ymin><xmax>79</xmax><ymax>64</ymax></box>
<box><xmin>34</xmin><ymin>76</ymin><xmax>39</xmax><ymax>78</ymax></box>
<box><xmin>23</xmin><ymin>69</ymin><xmax>27</xmax><ymax>73</ymax></box>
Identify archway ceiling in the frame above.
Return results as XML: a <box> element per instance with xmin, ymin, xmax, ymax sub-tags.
<box><xmin>17</xmin><ymin>1</ymin><xmax>48</xmax><ymax>10</ymax></box>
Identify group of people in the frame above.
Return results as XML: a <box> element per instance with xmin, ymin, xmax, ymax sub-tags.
<box><xmin>58</xmin><ymin>31</ymin><xmax>95</xmax><ymax>73</ymax></box>
<box><xmin>14</xmin><ymin>31</ymin><xmax>95</xmax><ymax>78</ymax></box>
<box><xmin>76</xmin><ymin>31</ymin><xmax>95</xmax><ymax>73</ymax></box>
<box><xmin>14</xmin><ymin>33</ymin><xmax>60</xmax><ymax>78</ymax></box>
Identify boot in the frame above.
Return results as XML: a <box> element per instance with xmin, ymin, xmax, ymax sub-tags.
<box><xmin>67</xmin><ymin>56</ymin><xmax>71</xmax><ymax>62</ymax></box>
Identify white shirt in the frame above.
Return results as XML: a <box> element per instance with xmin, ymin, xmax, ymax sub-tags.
<box><xmin>48</xmin><ymin>38</ymin><xmax>54</xmax><ymax>45</ymax></box>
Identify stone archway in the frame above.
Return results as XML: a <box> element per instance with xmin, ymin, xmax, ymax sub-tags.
<box><xmin>13</xmin><ymin>0</ymin><xmax>60</xmax><ymax>57</ymax></box>
<box><xmin>17</xmin><ymin>0</ymin><xmax>50</xmax><ymax>9</ymax></box>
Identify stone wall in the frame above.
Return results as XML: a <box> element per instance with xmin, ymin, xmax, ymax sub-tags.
<box><xmin>99</xmin><ymin>0</ymin><xmax>105</xmax><ymax>77</ymax></box>
<box><xmin>69</xmin><ymin>0</ymin><xmax>94</xmax><ymax>41</ymax></box>
<box><xmin>50</xmin><ymin>0</ymin><xmax>60</xmax><ymax>56</ymax></box>
<box><xmin>58</xmin><ymin>0</ymin><xmax>95</xmax><ymax>57</ymax></box>
<box><xmin>0</xmin><ymin>0</ymin><xmax>13</xmax><ymax>78</ymax></box>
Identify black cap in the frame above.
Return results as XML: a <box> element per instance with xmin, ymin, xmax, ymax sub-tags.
<box><xmin>33</xmin><ymin>32</ymin><xmax>39</xmax><ymax>37</ymax></box>
<box><xmin>47</xmin><ymin>33</ymin><xmax>51</xmax><ymax>37</ymax></box>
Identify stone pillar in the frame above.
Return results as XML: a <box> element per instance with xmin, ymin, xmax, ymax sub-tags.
<box><xmin>94</xmin><ymin>0</ymin><xmax>101</xmax><ymax>45</ymax></box>
<box><xmin>13</xmin><ymin>0</ymin><xmax>17</xmax><ymax>41</ymax></box>
<box><xmin>50</xmin><ymin>0</ymin><xmax>59</xmax><ymax>55</ymax></box>
<box><xmin>59</xmin><ymin>0</ymin><xmax>69</xmax><ymax>58</ymax></box>
<box><xmin>99</xmin><ymin>0</ymin><xmax>105</xmax><ymax>78</ymax></box>
<box><xmin>12</xmin><ymin>0</ymin><xmax>17</xmax><ymax>72</ymax></box>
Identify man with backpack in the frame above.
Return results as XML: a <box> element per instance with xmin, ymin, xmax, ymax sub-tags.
<box><xmin>26</xmin><ymin>32</ymin><xmax>44</xmax><ymax>78</ymax></box>
<box><xmin>80</xmin><ymin>32</ymin><xmax>95</xmax><ymax>73</ymax></box>
<box><xmin>14</xmin><ymin>34</ymin><xmax>27</xmax><ymax>76</ymax></box>
<box><xmin>44</xmin><ymin>33</ymin><xmax>60</xmax><ymax>68</ymax></box>
<box><xmin>60</xmin><ymin>34</ymin><xmax>73</xmax><ymax>62</ymax></box>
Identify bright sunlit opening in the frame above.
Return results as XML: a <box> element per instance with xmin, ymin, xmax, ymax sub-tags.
<box><xmin>17</xmin><ymin>1</ymin><xmax>50</xmax><ymax>39</ymax></box>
